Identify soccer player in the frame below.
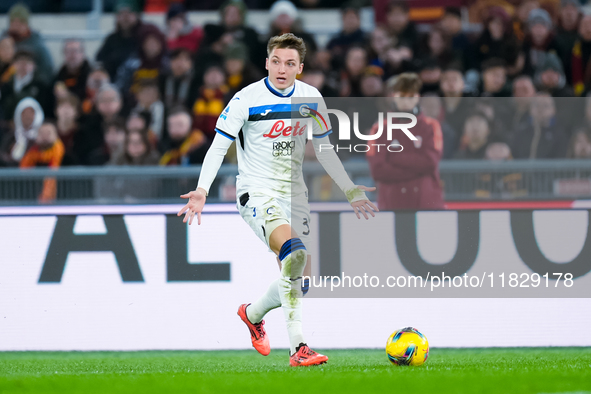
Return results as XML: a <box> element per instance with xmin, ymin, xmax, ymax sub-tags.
<box><xmin>178</xmin><ymin>33</ymin><xmax>377</xmax><ymax>366</ymax></box>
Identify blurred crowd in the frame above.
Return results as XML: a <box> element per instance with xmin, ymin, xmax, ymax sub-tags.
<box><xmin>2</xmin><ymin>0</ymin><xmax>591</xmax><ymax>189</ymax></box>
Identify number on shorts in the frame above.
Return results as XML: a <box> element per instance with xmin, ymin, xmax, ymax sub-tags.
<box><xmin>302</xmin><ymin>218</ymin><xmax>310</xmax><ymax>235</ymax></box>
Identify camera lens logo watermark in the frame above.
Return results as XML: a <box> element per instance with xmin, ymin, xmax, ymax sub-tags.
<box><xmin>299</xmin><ymin>104</ymin><xmax>329</xmax><ymax>132</ymax></box>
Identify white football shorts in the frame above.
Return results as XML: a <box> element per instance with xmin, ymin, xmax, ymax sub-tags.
<box><xmin>237</xmin><ymin>190</ymin><xmax>312</xmax><ymax>253</ymax></box>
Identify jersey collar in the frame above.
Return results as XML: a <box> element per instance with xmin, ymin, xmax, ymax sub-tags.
<box><xmin>264</xmin><ymin>77</ymin><xmax>295</xmax><ymax>98</ymax></box>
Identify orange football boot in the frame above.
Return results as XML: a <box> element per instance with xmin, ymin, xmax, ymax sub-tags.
<box><xmin>289</xmin><ymin>343</ymin><xmax>328</xmax><ymax>367</ymax></box>
<box><xmin>237</xmin><ymin>304</ymin><xmax>270</xmax><ymax>356</ymax></box>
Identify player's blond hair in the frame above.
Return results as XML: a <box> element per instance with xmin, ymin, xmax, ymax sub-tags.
<box><xmin>267</xmin><ymin>33</ymin><xmax>306</xmax><ymax>63</ymax></box>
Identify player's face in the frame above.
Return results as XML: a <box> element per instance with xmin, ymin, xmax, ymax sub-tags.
<box><xmin>265</xmin><ymin>48</ymin><xmax>303</xmax><ymax>89</ymax></box>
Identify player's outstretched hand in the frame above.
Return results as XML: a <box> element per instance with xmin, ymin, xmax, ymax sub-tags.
<box><xmin>178</xmin><ymin>188</ymin><xmax>207</xmax><ymax>225</ymax></box>
<box><xmin>351</xmin><ymin>185</ymin><xmax>379</xmax><ymax>220</ymax></box>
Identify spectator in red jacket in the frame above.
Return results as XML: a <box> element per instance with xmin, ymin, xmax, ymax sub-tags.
<box><xmin>166</xmin><ymin>3</ymin><xmax>203</xmax><ymax>54</ymax></box>
<box><xmin>366</xmin><ymin>73</ymin><xmax>444</xmax><ymax>210</ymax></box>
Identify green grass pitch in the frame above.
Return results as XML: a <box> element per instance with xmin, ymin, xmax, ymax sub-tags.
<box><xmin>1</xmin><ymin>348</ymin><xmax>590</xmax><ymax>394</ymax></box>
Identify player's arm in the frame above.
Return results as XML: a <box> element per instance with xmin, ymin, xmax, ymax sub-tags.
<box><xmin>178</xmin><ymin>95</ymin><xmax>246</xmax><ymax>225</ymax></box>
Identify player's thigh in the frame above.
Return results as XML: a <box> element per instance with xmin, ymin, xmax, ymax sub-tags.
<box><xmin>237</xmin><ymin>195</ymin><xmax>268</xmax><ymax>247</ymax></box>
<box><xmin>288</xmin><ymin>194</ymin><xmax>314</xmax><ymax>277</ymax></box>
<box><xmin>282</xmin><ymin>193</ymin><xmax>312</xmax><ymax>252</ymax></box>
<box><xmin>237</xmin><ymin>192</ymin><xmax>290</xmax><ymax>250</ymax></box>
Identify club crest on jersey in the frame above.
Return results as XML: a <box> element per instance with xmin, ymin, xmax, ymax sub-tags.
<box><xmin>263</xmin><ymin>120</ymin><xmax>307</xmax><ymax>138</ymax></box>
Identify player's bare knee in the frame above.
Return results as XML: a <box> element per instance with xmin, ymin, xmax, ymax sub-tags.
<box><xmin>266</xmin><ymin>219</ymin><xmax>291</xmax><ymax>253</ymax></box>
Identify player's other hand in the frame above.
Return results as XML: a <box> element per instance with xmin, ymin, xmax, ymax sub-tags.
<box><xmin>178</xmin><ymin>188</ymin><xmax>207</xmax><ymax>225</ymax></box>
<box><xmin>351</xmin><ymin>185</ymin><xmax>379</xmax><ymax>220</ymax></box>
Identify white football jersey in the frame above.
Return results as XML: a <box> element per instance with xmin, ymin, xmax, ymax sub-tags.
<box><xmin>214</xmin><ymin>77</ymin><xmax>332</xmax><ymax>197</ymax></box>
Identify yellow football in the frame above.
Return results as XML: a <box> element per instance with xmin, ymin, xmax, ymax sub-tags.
<box><xmin>386</xmin><ymin>327</ymin><xmax>429</xmax><ymax>366</ymax></box>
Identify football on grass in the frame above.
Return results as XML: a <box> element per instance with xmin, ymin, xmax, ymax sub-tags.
<box><xmin>386</xmin><ymin>327</ymin><xmax>429</xmax><ymax>366</ymax></box>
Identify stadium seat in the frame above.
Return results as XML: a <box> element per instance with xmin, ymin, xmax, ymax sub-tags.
<box><xmin>61</xmin><ymin>0</ymin><xmax>93</xmax><ymax>13</ymax></box>
<box><xmin>0</xmin><ymin>0</ymin><xmax>54</xmax><ymax>13</ymax></box>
